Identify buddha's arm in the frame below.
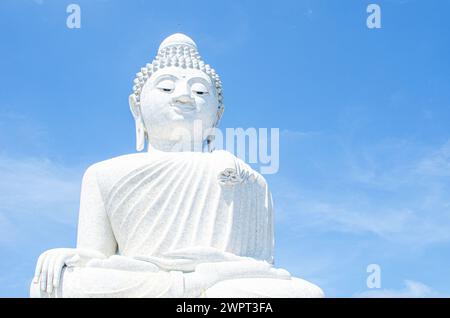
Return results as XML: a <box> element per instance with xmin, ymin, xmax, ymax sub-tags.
<box><xmin>33</xmin><ymin>164</ymin><xmax>117</xmax><ymax>294</ymax></box>
<box><xmin>76</xmin><ymin>164</ymin><xmax>117</xmax><ymax>255</ymax></box>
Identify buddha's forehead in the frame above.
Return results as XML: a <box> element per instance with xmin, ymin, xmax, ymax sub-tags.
<box><xmin>148</xmin><ymin>67</ymin><xmax>212</xmax><ymax>85</ymax></box>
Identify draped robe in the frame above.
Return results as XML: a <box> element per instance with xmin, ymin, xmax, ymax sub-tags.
<box><xmin>30</xmin><ymin>150</ymin><xmax>324</xmax><ymax>298</ymax></box>
<box><xmin>98</xmin><ymin>149</ymin><xmax>274</xmax><ymax>263</ymax></box>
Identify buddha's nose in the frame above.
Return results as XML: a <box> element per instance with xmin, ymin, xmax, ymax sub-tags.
<box><xmin>174</xmin><ymin>94</ymin><xmax>193</xmax><ymax>104</ymax></box>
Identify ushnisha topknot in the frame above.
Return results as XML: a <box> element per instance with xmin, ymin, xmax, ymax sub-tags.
<box><xmin>132</xmin><ymin>33</ymin><xmax>224</xmax><ymax>126</ymax></box>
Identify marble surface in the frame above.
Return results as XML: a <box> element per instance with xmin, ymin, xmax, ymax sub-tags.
<box><xmin>30</xmin><ymin>33</ymin><xmax>324</xmax><ymax>298</ymax></box>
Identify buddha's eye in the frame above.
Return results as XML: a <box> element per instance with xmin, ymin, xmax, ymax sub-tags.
<box><xmin>156</xmin><ymin>80</ymin><xmax>175</xmax><ymax>93</ymax></box>
<box><xmin>191</xmin><ymin>83</ymin><xmax>209</xmax><ymax>96</ymax></box>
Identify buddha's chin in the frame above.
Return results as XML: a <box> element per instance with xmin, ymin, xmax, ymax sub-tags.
<box><xmin>169</xmin><ymin>113</ymin><xmax>194</xmax><ymax>122</ymax></box>
<box><xmin>167</xmin><ymin>110</ymin><xmax>202</xmax><ymax>122</ymax></box>
<box><xmin>149</xmin><ymin>123</ymin><xmax>205</xmax><ymax>140</ymax></box>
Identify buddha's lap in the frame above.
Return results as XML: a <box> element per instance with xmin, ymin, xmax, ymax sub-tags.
<box><xmin>204</xmin><ymin>277</ymin><xmax>324</xmax><ymax>298</ymax></box>
<box><xmin>30</xmin><ymin>266</ymin><xmax>323</xmax><ymax>298</ymax></box>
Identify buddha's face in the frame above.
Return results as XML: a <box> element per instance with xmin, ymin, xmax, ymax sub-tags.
<box><xmin>139</xmin><ymin>67</ymin><xmax>219</xmax><ymax>145</ymax></box>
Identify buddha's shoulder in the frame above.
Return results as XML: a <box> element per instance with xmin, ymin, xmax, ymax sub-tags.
<box><xmin>82</xmin><ymin>153</ymin><xmax>151</xmax><ymax>178</ymax></box>
<box><xmin>82</xmin><ymin>151</ymin><xmax>268</xmax><ymax>188</ymax></box>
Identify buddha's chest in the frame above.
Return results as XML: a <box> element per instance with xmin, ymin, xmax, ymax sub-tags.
<box><xmin>95</xmin><ymin>152</ymin><xmax>268</xmax><ymax>257</ymax></box>
<box><xmin>102</xmin><ymin>152</ymin><xmax>257</xmax><ymax>219</ymax></box>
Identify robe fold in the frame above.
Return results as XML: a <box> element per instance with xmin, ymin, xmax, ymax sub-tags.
<box><xmin>30</xmin><ymin>150</ymin><xmax>324</xmax><ymax>298</ymax></box>
<box><xmin>90</xmin><ymin>149</ymin><xmax>274</xmax><ymax>269</ymax></box>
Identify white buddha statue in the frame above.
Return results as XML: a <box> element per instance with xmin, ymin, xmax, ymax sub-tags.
<box><xmin>30</xmin><ymin>33</ymin><xmax>324</xmax><ymax>298</ymax></box>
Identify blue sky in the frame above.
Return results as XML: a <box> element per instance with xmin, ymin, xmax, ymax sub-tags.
<box><xmin>1</xmin><ymin>0</ymin><xmax>449</xmax><ymax>297</ymax></box>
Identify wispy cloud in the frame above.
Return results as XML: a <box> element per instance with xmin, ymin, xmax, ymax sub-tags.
<box><xmin>0</xmin><ymin>108</ymin><xmax>86</xmax><ymax>296</ymax></box>
<box><xmin>280</xmin><ymin>129</ymin><xmax>321</xmax><ymax>140</ymax></box>
<box><xmin>355</xmin><ymin>280</ymin><xmax>441</xmax><ymax>298</ymax></box>
<box><xmin>274</xmin><ymin>137</ymin><xmax>450</xmax><ymax>246</ymax></box>
<box><xmin>0</xmin><ymin>157</ymin><xmax>79</xmax><ymax>209</ymax></box>
<box><xmin>0</xmin><ymin>154</ymin><xmax>83</xmax><ymax>245</ymax></box>
<box><xmin>416</xmin><ymin>140</ymin><xmax>450</xmax><ymax>177</ymax></box>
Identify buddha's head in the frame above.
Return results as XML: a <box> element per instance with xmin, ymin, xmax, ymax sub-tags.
<box><xmin>129</xmin><ymin>33</ymin><xmax>224</xmax><ymax>151</ymax></box>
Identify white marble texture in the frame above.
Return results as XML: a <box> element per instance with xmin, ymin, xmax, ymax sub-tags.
<box><xmin>30</xmin><ymin>33</ymin><xmax>324</xmax><ymax>298</ymax></box>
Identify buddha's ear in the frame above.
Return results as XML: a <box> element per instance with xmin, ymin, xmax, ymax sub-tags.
<box><xmin>129</xmin><ymin>94</ymin><xmax>146</xmax><ymax>152</ymax></box>
<box><xmin>129</xmin><ymin>94</ymin><xmax>141</xmax><ymax>119</ymax></box>
<box><xmin>214</xmin><ymin>106</ymin><xmax>224</xmax><ymax>127</ymax></box>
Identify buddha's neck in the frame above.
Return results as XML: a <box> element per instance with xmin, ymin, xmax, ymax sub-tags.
<box><xmin>147</xmin><ymin>138</ymin><xmax>205</xmax><ymax>153</ymax></box>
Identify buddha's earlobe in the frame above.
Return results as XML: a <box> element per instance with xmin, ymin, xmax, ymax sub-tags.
<box><xmin>135</xmin><ymin>121</ymin><xmax>146</xmax><ymax>151</ymax></box>
<box><xmin>207</xmin><ymin>136</ymin><xmax>215</xmax><ymax>153</ymax></box>
<box><xmin>129</xmin><ymin>94</ymin><xmax>146</xmax><ymax>152</ymax></box>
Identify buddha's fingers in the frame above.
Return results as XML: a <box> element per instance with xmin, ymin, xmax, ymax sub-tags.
<box><xmin>53</xmin><ymin>255</ymin><xmax>66</xmax><ymax>289</ymax></box>
<box><xmin>46</xmin><ymin>255</ymin><xmax>55</xmax><ymax>294</ymax></box>
<box><xmin>40</xmin><ymin>256</ymin><xmax>49</xmax><ymax>292</ymax></box>
<box><xmin>33</xmin><ymin>252</ymin><xmax>46</xmax><ymax>284</ymax></box>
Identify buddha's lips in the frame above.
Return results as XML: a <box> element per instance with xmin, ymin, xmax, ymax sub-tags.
<box><xmin>170</xmin><ymin>102</ymin><xmax>197</xmax><ymax>114</ymax></box>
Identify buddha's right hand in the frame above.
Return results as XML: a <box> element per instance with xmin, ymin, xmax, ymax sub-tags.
<box><xmin>32</xmin><ymin>248</ymin><xmax>106</xmax><ymax>294</ymax></box>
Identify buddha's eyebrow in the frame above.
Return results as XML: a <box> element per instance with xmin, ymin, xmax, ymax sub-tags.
<box><xmin>154</xmin><ymin>74</ymin><xmax>178</xmax><ymax>83</ymax></box>
<box><xmin>187</xmin><ymin>76</ymin><xmax>211</xmax><ymax>86</ymax></box>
